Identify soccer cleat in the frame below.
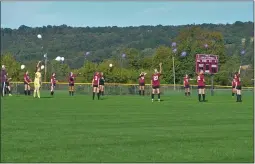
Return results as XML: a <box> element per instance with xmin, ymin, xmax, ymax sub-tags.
<box><xmin>8</xmin><ymin>94</ymin><xmax>12</xmax><ymax>96</ymax></box>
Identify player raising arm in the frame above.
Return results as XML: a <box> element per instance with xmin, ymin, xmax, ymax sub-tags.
<box><xmin>197</xmin><ymin>70</ymin><xmax>206</xmax><ymax>102</ymax></box>
<box><xmin>151</xmin><ymin>63</ymin><xmax>162</xmax><ymax>102</ymax></box>
<box><xmin>34</xmin><ymin>62</ymin><xmax>42</xmax><ymax>98</ymax></box>
<box><xmin>68</xmin><ymin>72</ymin><xmax>75</xmax><ymax>96</ymax></box>
<box><xmin>183</xmin><ymin>74</ymin><xmax>191</xmax><ymax>96</ymax></box>
<box><xmin>92</xmin><ymin>72</ymin><xmax>100</xmax><ymax>100</ymax></box>
<box><xmin>235</xmin><ymin>66</ymin><xmax>242</xmax><ymax>102</ymax></box>
<box><xmin>50</xmin><ymin>73</ymin><xmax>57</xmax><ymax>96</ymax></box>
<box><xmin>139</xmin><ymin>72</ymin><xmax>146</xmax><ymax>96</ymax></box>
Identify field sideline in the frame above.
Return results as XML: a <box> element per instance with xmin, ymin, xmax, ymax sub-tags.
<box><xmin>1</xmin><ymin>91</ymin><xmax>254</xmax><ymax>162</ymax></box>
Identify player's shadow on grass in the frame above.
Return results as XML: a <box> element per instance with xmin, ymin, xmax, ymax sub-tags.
<box><xmin>41</xmin><ymin>96</ymin><xmax>53</xmax><ymax>99</ymax></box>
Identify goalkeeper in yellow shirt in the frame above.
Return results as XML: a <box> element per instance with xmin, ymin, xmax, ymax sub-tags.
<box><xmin>34</xmin><ymin>61</ymin><xmax>42</xmax><ymax>98</ymax></box>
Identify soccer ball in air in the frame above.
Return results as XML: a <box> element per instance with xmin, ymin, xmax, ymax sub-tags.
<box><xmin>21</xmin><ymin>65</ymin><xmax>25</xmax><ymax>70</ymax></box>
<box><xmin>109</xmin><ymin>64</ymin><xmax>113</xmax><ymax>67</ymax></box>
<box><xmin>37</xmin><ymin>34</ymin><xmax>42</xmax><ymax>39</ymax></box>
<box><xmin>41</xmin><ymin>65</ymin><xmax>45</xmax><ymax>70</ymax></box>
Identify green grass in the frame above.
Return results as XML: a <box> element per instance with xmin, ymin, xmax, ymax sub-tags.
<box><xmin>1</xmin><ymin>91</ymin><xmax>254</xmax><ymax>162</ymax></box>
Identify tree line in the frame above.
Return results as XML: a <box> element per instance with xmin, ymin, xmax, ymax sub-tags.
<box><xmin>1</xmin><ymin>22</ymin><xmax>254</xmax><ymax>86</ymax></box>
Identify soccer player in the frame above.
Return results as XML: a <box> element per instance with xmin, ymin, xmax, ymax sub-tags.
<box><xmin>231</xmin><ymin>78</ymin><xmax>236</xmax><ymax>97</ymax></box>
<box><xmin>33</xmin><ymin>64</ymin><xmax>42</xmax><ymax>98</ymax></box>
<box><xmin>1</xmin><ymin>65</ymin><xmax>7</xmax><ymax>97</ymax></box>
<box><xmin>50</xmin><ymin>73</ymin><xmax>57</xmax><ymax>96</ymax></box>
<box><xmin>197</xmin><ymin>70</ymin><xmax>206</xmax><ymax>102</ymax></box>
<box><xmin>92</xmin><ymin>72</ymin><xmax>100</xmax><ymax>100</ymax></box>
<box><xmin>183</xmin><ymin>74</ymin><xmax>191</xmax><ymax>96</ymax></box>
<box><xmin>5</xmin><ymin>73</ymin><xmax>12</xmax><ymax>96</ymax></box>
<box><xmin>99</xmin><ymin>72</ymin><xmax>105</xmax><ymax>96</ymax></box>
<box><xmin>235</xmin><ymin>66</ymin><xmax>242</xmax><ymax>102</ymax></box>
<box><xmin>24</xmin><ymin>70</ymin><xmax>31</xmax><ymax>96</ymax></box>
<box><xmin>138</xmin><ymin>72</ymin><xmax>146</xmax><ymax>96</ymax></box>
<box><xmin>151</xmin><ymin>63</ymin><xmax>162</xmax><ymax>102</ymax></box>
<box><xmin>68</xmin><ymin>72</ymin><xmax>75</xmax><ymax>96</ymax></box>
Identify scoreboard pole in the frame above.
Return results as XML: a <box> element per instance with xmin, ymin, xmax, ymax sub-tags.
<box><xmin>172</xmin><ymin>56</ymin><xmax>176</xmax><ymax>90</ymax></box>
<box><xmin>210</xmin><ymin>74</ymin><xmax>214</xmax><ymax>96</ymax></box>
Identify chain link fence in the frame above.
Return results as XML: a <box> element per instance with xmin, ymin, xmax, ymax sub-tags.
<box><xmin>8</xmin><ymin>82</ymin><xmax>254</xmax><ymax>96</ymax></box>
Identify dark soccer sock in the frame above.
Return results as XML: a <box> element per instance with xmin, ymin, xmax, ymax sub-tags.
<box><xmin>93</xmin><ymin>92</ymin><xmax>95</xmax><ymax>100</ymax></box>
<box><xmin>71</xmin><ymin>91</ymin><xmax>74</xmax><ymax>96</ymax></box>
<box><xmin>185</xmin><ymin>92</ymin><xmax>187</xmax><ymax>96</ymax></box>
<box><xmin>28</xmin><ymin>90</ymin><xmax>31</xmax><ymax>95</ymax></box>
<box><xmin>142</xmin><ymin>90</ymin><xmax>145</xmax><ymax>96</ymax></box>
<box><xmin>102</xmin><ymin>91</ymin><xmax>104</xmax><ymax>96</ymax></box>
<box><xmin>139</xmin><ymin>90</ymin><xmax>141</xmax><ymax>95</ymax></box>
<box><xmin>202</xmin><ymin>94</ymin><xmax>205</xmax><ymax>101</ymax></box>
<box><xmin>158</xmin><ymin>93</ymin><xmax>160</xmax><ymax>99</ymax></box>
<box><xmin>24</xmin><ymin>90</ymin><xmax>27</xmax><ymax>95</ymax></box>
<box><xmin>151</xmin><ymin>94</ymin><xmax>154</xmax><ymax>99</ymax></box>
<box><xmin>198</xmin><ymin>94</ymin><xmax>201</xmax><ymax>101</ymax></box>
<box><xmin>236</xmin><ymin>94</ymin><xmax>239</xmax><ymax>102</ymax></box>
<box><xmin>237</xmin><ymin>94</ymin><xmax>242</xmax><ymax>102</ymax></box>
<box><xmin>188</xmin><ymin>92</ymin><xmax>190</xmax><ymax>96</ymax></box>
<box><xmin>97</xmin><ymin>92</ymin><xmax>100</xmax><ymax>100</ymax></box>
<box><xmin>232</xmin><ymin>92</ymin><xmax>235</xmax><ymax>96</ymax></box>
<box><xmin>69</xmin><ymin>91</ymin><xmax>71</xmax><ymax>96</ymax></box>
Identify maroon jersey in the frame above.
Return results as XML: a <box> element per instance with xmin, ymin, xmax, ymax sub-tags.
<box><xmin>235</xmin><ymin>74</ymin><xmax>241</xmax><ymax>86</ymax></box>
<box><xmin>93</xmin><ymin>74</ymin><xmax>100</xmax><ymax>85</ymax></box>
<box><xmin>1</xmin><ymin>69</ymin><xmax>6</xmax><ymax>83</ymax></box>
<box><xmin>139</xmin><ymin>76</ymin><xmax>145</xmax><ymax>84</ymax></box>
<box><xmin>69</xmin><ymin>75</ymin><xmax>75</xmax><ymax>84</ymax></box>
<box><xmin>232</xmin><ymin>79</ymin><xmax>236</xmax><ymax>87</ymax></box>
<box><xmin>197</xmin><ymin>74</ymin><xmax>205</xmax><ymax>86</ymax></box>
<box><xmin>51</xmin><ymin>75</ymin><xmax>56</xmax><ymax>85</ymax></box>
<box><xmin>24</xmin><ymin>73</ymin><xmax>31</xmax><ymax>83</ymax></box>
<box><xmin>151</xmin><ymin>73</ymin><xmax>160</xmax><ymax>86</ymax></box>
<box><xmin>184</xmin><ymin>77</ymin><xmax>189</xmax><ymax>85</ymax></box>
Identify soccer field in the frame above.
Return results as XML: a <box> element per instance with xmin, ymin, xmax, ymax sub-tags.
<box><xmin>1</xmin><ymin>91</ymin><xmax>254</xmax><ymax>162</ymax></box>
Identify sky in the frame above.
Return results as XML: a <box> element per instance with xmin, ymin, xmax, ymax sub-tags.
<box><xmin>1</xmin><ymin>1</ymin><xmax>254</xmax><ymax>29</ymax></box>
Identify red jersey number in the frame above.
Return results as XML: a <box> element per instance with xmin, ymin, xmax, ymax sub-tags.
<box><xmin>197</xmin><ymin>75</ymin><xmax>205</xmax><ymax>86</ymax></box>
<box><xmin>152</xmin><ymin>73</ymin><xmax>160</xmax><ymax>86</ymax></box>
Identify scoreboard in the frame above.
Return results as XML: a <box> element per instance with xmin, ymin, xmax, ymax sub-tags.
<box><xmin>196</xmin><ymin>54</ymin><xmax>219</xmax><ymax>74</ymax></box>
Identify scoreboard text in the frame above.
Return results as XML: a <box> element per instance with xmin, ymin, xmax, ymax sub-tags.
<box><xmin>196</xmin><ymin>54</ymin><xmax>219</xmax><ymax>74</ymax></box>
